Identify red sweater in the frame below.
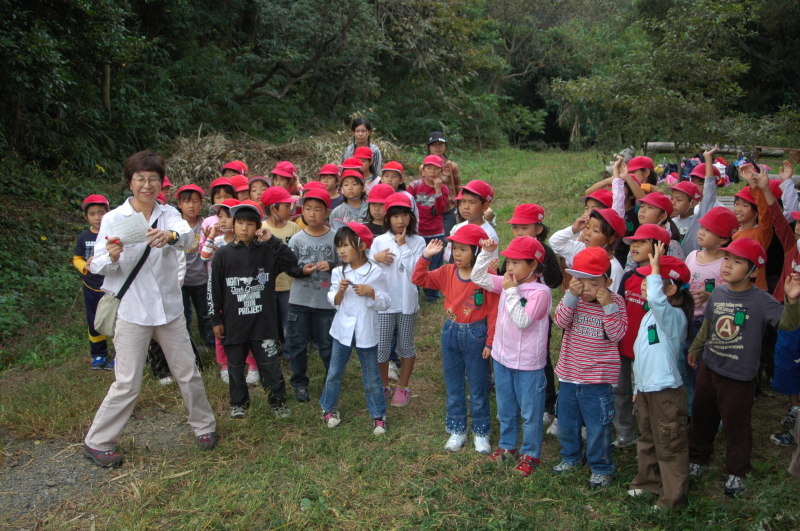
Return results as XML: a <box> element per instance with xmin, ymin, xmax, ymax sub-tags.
<box><xmin>617</xmin><ymin>270</ymin><xmax>646</xmax><ymax>360</ymax></box>
<box><xmin>407</xmin><ymin>179</ymin><xmax>449</xmax><ymax>237</ymax></box>
<box><xmin>412</xmin><ymin>257</ymin><xmax>499</xmax><ymax>347</ymax></box>
<box><xmin>770</xmin><ymin>201</ymin><xmax>797</xmax><ymax>303</ymax></box>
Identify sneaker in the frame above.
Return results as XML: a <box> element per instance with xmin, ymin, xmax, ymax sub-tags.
<box><xmin>551</xmin><ymin>460</ymin><xmax>577</xmax><ymax>475</ymax></box>
<box><xmin>627</xmin><ymin>488</ymin><xmax>648</xmax><ymax>497</ymax></box>
<box><xmin>295</xmin><ymin>387</ymin><xmax>309</xmax><ymax>403</ymax></box>
<box><xmin>770</xmin><ymin>430</ymin><xmax>796</xmax><ymax>446</ymax></box>
<box><xmin>388</xmin><ymin>363</ymin><xmax>399</xmax><ymax>381</ymax></box>
<box><xmin>196</xmin><ymin>432</ymin><xmax>219</xmax><ymax>451</ymax></box>
<box><xmin>723</xmin><ymin>474</ymin><xmax>745</xmax><ymax>496</ymax></box>
<box><xmin>444</xmin><ymin>433</ymin><xmax>467</xmax><ymax>452</ymax></box>
<box><xmin>104</xmin><ymin>359</ymin><xmax>115</xmax><ymax>371</ymax></box>
<box><xmin>689</xmin><ymin>463</ymin><xmax>706</xmax><ymax>477</ymax></box>
<box><xmin>220</xmin><ymin>368</ymin><xmax>229</xmax><ymax>384</ymax></box>
<box><xmin>230</xmin><ymin>405</ymin><xmax>246</xmax><ymax>419</ymax></box>
<box><xmin>83</xmin><ymin>444</ymin><xmax>122</xmax><ymax>468</ymax></box>
<box><xmin>391</xmin><ymin>387</ymin><xmax>411</xmax><ymax>408</ymax></box>
<box><xmin>323</xmin><ymin>410</ymin><xmax>340</xmax><ymax>429</ymax></box>
<box><xmin>543</xmin><ymin>412</ymin><xmax>555</xmax><ymax>426</ymax></box>
<box><xmin>384</xmin><ymin>386</ymin><xmax>392</xmax><ymax>399</ymax></box>
<box><xmin>90</xmin><ymin>356</ymin><xmax>107</xmax><ymax>370</ymax></box>
<box><xmin>246</xmin><ymin>369</ymin><xmax>260</xmax><ymax>386</ymax></box>
<box><xmin>546</xmin><ymin>418</ymin><xmax>558</xmax><ymax>436</ymax></box>
<box><xmin>273</xmin><ymin>405</ymin><xmax>291</xmax><ymax>418</ymax></box>
<box><xmin>474</xmin><ymin>435</ymin><xmax>491</xmax><ymax>454</ymax></box>
<box><xmin>373</xmin><ymin>417</ymin><xmax>387</xmax><ymax>436</ymax></box>
<box><xmin>513</xmin><ymin>454</ymin><xmax>540</xmax><ymax>477</ymax></box>
<box><xmin>488</xmin><ymin>447</ymin><xmax>517</xmax><ymax>462</ymax></box>
<box><xmin>158</xmin><ymin>376</ymin><xmax>174</xmax><ymax>386</ymax></box>
<box><xmin>587</xmin><ymin>473</ymin><xmax>613</xmax><ymax>489</ymax></box>
<box><xmin>781</xmin><ymin>406</ymin><xmax>800</xmax><ymax>427</ymax></box>
<box><xmin>612</xmin><ymin>434</ymin><xmax>638</xmax><ymax>448</ymax></box>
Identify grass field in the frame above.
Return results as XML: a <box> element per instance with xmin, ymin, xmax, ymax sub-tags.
<box><xmin>1</xmin><ymin>148</ymin><xmax>799</xmax><ymax>530</ymax></box>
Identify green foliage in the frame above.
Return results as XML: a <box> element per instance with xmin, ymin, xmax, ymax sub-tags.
<box><xmin>501</xmin><ymin>104</ymin><xmax>546</xmax><ymax>147</ymax></box>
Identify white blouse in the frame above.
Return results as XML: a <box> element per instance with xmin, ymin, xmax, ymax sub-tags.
<box><xmin>327</xmin><ymin>261</ymin><xmax>390</xmax><ymax>348</ymax></box>
<box><xmin>370</xmin><ymin>232</ymin><xmax>426</xmax><ymax>315</ymax></box>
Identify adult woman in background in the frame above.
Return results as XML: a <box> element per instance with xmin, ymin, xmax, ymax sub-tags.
<box><xmin>342</xmin><ymin>117</ymin><xmax>382</xmax><ymax>172</ymax></box>
<box><xmin>425</xmin><ymin>131</ymin><xmax>463</xmax><ymax>236</ymax></box>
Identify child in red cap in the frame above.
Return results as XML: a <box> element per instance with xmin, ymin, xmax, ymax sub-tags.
<box><xmin>317</xmin><ymin>164</ymin><xmax>343</xmax><ymax>210</ymax></box>
<box><xmin>73</xmin><ymin>195</ymin><xmax>112</xmax><ymax>370</ymax></box>
<box><xmin>671</xmin><ymin>146</ymin><xmax>723</xmax><ymax>256</ymax></box>
<box><xmin>731</xmin><ymin>164</ymin><xmax>774</xmax><ymax>291</ymax></box>
<box><xmin>445</xmin><ymin>180</ymin><xmax>499</xmax><ymax>263</ymax></box>
<box><xmin>364</xmin><ymin>183</ymin><xmax>393</xmax><ymax>237</ymax></box>
<box><xmin>330</xmin><ymin>169</ymin><xmax>368</xmax><ymax>224</ymax></box>
<box><xmin>635</xmin><ymin>192</ymin><xmax>684</xmax><ymax>261</ymax></box>
<box><xmin>688</xmin><ymin>238</ymin><xmax>800</xmax><ymax>496</ymax></box>
<box><xmin>200</xmin><ymin>178</ymin><xmax>236</xmax><ymax>256</ymax></box>
<box><xmin>353</xmin><ymin>146</ymin><xmax>379</xmax><ymax>191</ymax></box>
<box><xmin>424</xmin><ymin>131</ymin><xmax>463</xmax><ymax>236</ymax></box>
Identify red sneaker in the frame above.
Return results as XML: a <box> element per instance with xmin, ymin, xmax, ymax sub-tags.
<box><xmin>488</xmin><ymin>447</ymin><xmax>516</xmax><ymax>462</ymax></box>
<box><xmin>513</xmin><ymin>454</ymin><xmax>540</xmax><ymax>477</ymax></box>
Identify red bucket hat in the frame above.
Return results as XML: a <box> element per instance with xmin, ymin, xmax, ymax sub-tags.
<box><xmin>456</xmin><ymin>180</ymin><xmax>494</xmax><ymax>202</ymax></box>
<box><xmin>260</xmin><ymin>187</ymin><xmax>294</xmax><ymax>206</ymax></box>
<box><xmin>689</xmin><ymin>163</ymin><xmax>721</xmax><ymax>179</ymax></box>
<box><xmin>500</xmin><ymin>236</ymin><xmax>545</xmax><ymax>262</ymax></box>
<box><xmin>211</xmin><ymin>198</ymin><xmax>241</xmax><ymax>214</ymax></box>
<box><xmin>299</xmin><ymin>188</ymin><xmax>331</xmax><ymax>210</ymax></box>
<box><xmin>591</xmin><ymin>208</ymin><xmax>627</xmax><ymax>238</ymax></box>
<box><xmin>623</xmin><ymin>223</ymin><xmax>671</xmax><ymax>246</ymax></box>
<box><xmin>636</xmin><ymin>256</ymin><xmax>691</xmax><ymax>284</ymax></box>
<box><xmin>667</xmin><ymin>181</ymin><xmax>701</xmax><ymax>201</ymax></box>
<box><xmin>384</xmin><ymin>192</ymin><xmax>413</xmax><ymax>210</ymax></box>
<box><xmin>317</xmin><ymin>164</ymin><xmax>340</xmax><ymax>176</ymax></box>
<box><xmin>82</xmin><ymin>194</ymin><xmax>110</xmax><ymax>210</ymax></box>
<box><xmin>366</xmin><ymin>183</ymin><xmax>395</xmax><ymax>203</ymax></box>
<box><xmin>381</xmin><ymin>161</ymin><xmax>404</xmax><ymax>176</ymax></box>
<box><xmin>354</xmin><ymin>147</ymin><xmax>373</xmax><ymax>160</ymax></box>
<box><xmin>637</xmin><ymin>192</ymin><xmax>674</xmax><ymax>217</ymax></box>
<box><xmin>271</xmin><ymin>161</ymin><xmax>298</xmax><ymax>179</ymax></box>
<box><xmin>422</xmin><ymin>155</ymin><xmax>443</xmax><ymax>168</ymax></box>
<box><xmin>229</xmin><ymin>175</ymin><xmax>249</xmax><ymax>193</ymax></box>
<box><xmin>344</xmin><ymin>221</ymin><xmax>374</xmax><ymax>248</ymax></box>
<box><xmin>565</xmin><ymin>247</ymin><xmax>611</xmax><ymax>279</ymax></box>
<box><xmin>229</xmin><ymin>199</ymin><xmax>264</xmax><ymax>219</ymax></box>
<box><xmin>174</xmin><ymin>184</ymin><xmax>205</xmax><ymax>199</ymax></box>
<box><xmin>446</xmin><ymin>224</ymin><xmax>488</xmax><ymax>247</ymax></box>
<box><xmin>582</xmin><ymin>189</ymin><xmax>613</xmax><ymax>208</ymax></box>
<box><xmin>734</xmin><ymin>186</ymin><xmax>757</xmax><ymax>206</ymax></box>
<box><xmin>221</xmin><ymin>160</ymin><xmax>248</xmax><ymax>176</ymax></box>
<box><xmin>340</xmin><ymin>169</ymin><xmax>365</xmax><ymax>183</ymax></box>
<box><xmin>698</xmin><ymin>206</ymin><xmax>739</xmax><ymax>238</ymax></box>
<box><xmin>340</xmin><ymin>157</ymin><xmax>364</xmax><ymax>171</ymax></box>
<box><xmin>508</xmin><ymin>203</ymin><xmax>545</xmax><ymax>225</ymax></box>
<box><xmin>627</xmin><ymin>156</ymin><xmax>654</xmax><ymax>173</ymax></box>
<box><xmin>720</xmin><ymin>237</ymin><xmax>767</xmax><ymax>268</ymax></box>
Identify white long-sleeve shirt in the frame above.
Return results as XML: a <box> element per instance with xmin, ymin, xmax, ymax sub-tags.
<box><xmin>328</xmin><ymin>261</ymin><xmax>391</xmax><ymax>348</ymax></box>
<box><xmin>90</xmin><ymin>199</ymin><xmax>194</xmax><ymax>326</ymax></box>
<box><xmin>370</xmin><ymin>232</ymin><xmax>426</xmax><ymax>314</ymax></box>
<box><xmin>549</xmin><ymin>225</ymin><xmax>624</xmax><ymax>292</ymax></box>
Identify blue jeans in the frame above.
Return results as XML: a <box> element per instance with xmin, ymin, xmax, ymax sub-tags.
<box><xmin>441</xmin><ymin>319</ymin><xmax>490</xmax><ymax>436</ymax></box>
<box><xmin>556</xmin><ymin>381</ymin><xmax>615</xmax><ymax>475</ymax></box>
<box><xmin>494</xmin><ymin>361</ymin><xmax>546</xmax><ymax>457</ymax></box>
<box><xmin>422</xmin><ymin>235</ymin><xmax>444</xmax><ymax>301</ymax></box>
<box><xmin>319</xmin><ymin>337</ymin><xmax>386</xmax><ymax>420</ymax></box>
<box><xmin>773</xmin><ymin>325</ymin><xmax>800</xmax><ymax>396</ymax></box>
<box><xmin>286</xmin><ymin>304</ymin><xmax>336</xmax><ymax>390</ymax></box>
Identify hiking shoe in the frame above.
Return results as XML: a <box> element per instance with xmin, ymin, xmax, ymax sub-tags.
<box><xmin>513</xmin><ymin>454</ymin><xmax>540</xmax><ymax>477</ymax></box>
<box><xmin>373</xmin><ymin>417</ymin><xmax>387</xmax><ymax>436</ymax></box>
<box><xmin>627</xmin><ymin>488</ymin><xmax>649</xmax><ymax>497</ymax></box>
<box><xmin>388</xmin><ymin>363</ymin><xmax>399</xmax><ymax>381</ymax></box>
<box><xmin>612</xmin><ymin>434</ymin><xmax>638</xmax><ymax>448</ymax></box>
<box><xmin>723</xmin><ymin>474</ymin><xmax>745</xmax><ymax>496</ymax></box>
<box><xmin>230</xmin><ymin>405</ymin><xmax>246</xmax><ymax>419</ymax></box>
<box><xmin>444</xmin><ymin>433</ymin><xmax>467</xmax><ymax>452</ymax></box>
<box><xmin>273</xmin><ymin>405</ymin><xmax>291</xmax><ymax>418</ymax></box>
<box><xmin>770</xmin><ymin>430</ymin><xmax>796</xmax><ymax>446</ymax></box>
<box><xmin>90</xmin><ymin>356</ymin><xmax>107</xmax><ymax>370</ymax></box>
<box><xmin>323</xmin><ymin>410</ymin><xmax>340</xmax><ymax>429</ymax></box>
<box><xmin>782</xmin><ymin>406</ymin><xmax>800</xmax><ymax>427</ymax></box>
<box><xmin>246</xmin><ymin>369</ymin><xmax>260</xmax><ymax>386</ymax></box>
<box><xmin>295</xmin><ymin>387</ymin><xmax>309</xmax><ymax>403</ymax></box>
<box><xmin>587</xmin><ymin>473</ymin><xmax>613</xmax><ymax>489</ymax></box>
<box><xmin>158</xmin><ymin>376</ymin><xmax>174</xmax><ymax>386</ymax></box>
<box><xmin>689</xmin><ymin>463</ymin><xmax>706</xmax><ymax>477</ymax></box>
<box><xmin>83</xmin><ymin>444</ymin><xmax>122</xmax><ymax>468</ymax></box>
<box><xmin>552</xmin><ymin>460</ymin><xmax>578</xmax><ymax>475</ymax></box>
<box><xmin>543</xmin><ymin>412</ymin><xmax>555</xmax><ymax>426</ymax></box>
<box><xmin>391</xmin><ymin>387</ymin><xmax>411</xmax><ymax>408</ymax></box>
<box><xmin>488</xmin><ymin>447</ymin><xmax>517</xmax><ymax>462</ymax></box>
<box><xmin>474</xmin><ymin>435</ymin><xmax>491</xmax><ymax>454</ymax></box>
<box><xmin>104</xmin><ymin>359</ymin><xmax>115</xmax><ymax>371</ymax></box>
<box><xmin>546</xmin><ymin>418</ymin><xmax>558</xmax><ymax>436</ymax></box>
<box><xmin>220</xmin><ymin>368</ymin><xmax>229</xmax><ymax>384</ymax></box>
<box><xmin>196</xmin><ymin>432</ymin><xmax>219</xmax><ymax>451</ymax></box>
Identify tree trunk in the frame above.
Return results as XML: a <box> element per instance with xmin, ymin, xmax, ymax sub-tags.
<box><xmin>102</xmin><ymin>63</ymin><xmax>111</xmax><ymax>112</ymax></box>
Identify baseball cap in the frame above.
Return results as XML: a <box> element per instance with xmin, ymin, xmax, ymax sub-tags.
<box><xmin>622</xmin><ymin>223</ymin><xmax>671</xmax><ymax>246</ymax></box>
<box><xmin>354</xmin><ymin>146</ymin><xmax>373</xmax><ymax>160</ymax></box>
<box><xmin>627</xmin><ymin>156</ymin><xmax>654</xmax><ymax>173</ymax></box>
<box><xmin>211</xmin><ymin>198</ymin><xmax>241</xmax><ymax>214</ymax></box>
<box><xmin>500</xmin><ymin>236</ymin><xmax>545</xmax><ymax>262</ymax></box>
<box><xmin>161</xmin><ymin>176</ymin><xmax>172</xmax><ymax>188</ymax></box>
<box><xmin>582</xmin><ymin>189</ymin><xmax>613</xmax><ymax>208</ymax></box>
<box><xmin>344</xmin><ymin>221</ymin><xmax>374</xmax><ymax>248</ymax></box>
<box><xmin>698</xmin><ymin>207</ymin><xmax>739</xmax><ymax>238</ymax></box>
<box><xmin>229</xmin><ymin>175</ymin><xmax>250</xmax><ymax>193</ymax></box>
<box><xmin>422</xmin><ymin>155</ymin><xmax>443</xmax><ymax>168</ymax></box>
<box><xmin>260</xmin><ymin>187</ymin><xmax>294</xmax><ymax>206</ymax></box>
<box><xmin>591</xmin><ymin>208</ymin><xmax>627</xmax><ymax>238</ymax></box>
<box><xmin>427</xmin><ymin>131</ymin><xmax>447</xmax><ymax>144</ymax></box>
<box><xmin>299</xmin><ymin>188</ymin><xmax>331</xmax><ymax>210</ymax></box>
<box><xmin>82</xmin><ymin>194</ymin><xmax>109</xmax><ymax>210</ymax></box>
<box><xmin>446</xmin><ymin>224</ymin><xmax>488</xmax><ymax>247</ymax></box>
<box><xmin>229</xmin><ymin>199</ymin><xmax>264</xmax><ymax>219</ymax></box>
<box><xmin>366</xmin><ymin>183</ymin><xmax>395</xmax><ymax>203</ymax></box>
<box><xmin>636</xmin><ymin>256</ymin><xmax>691</xmax><ymax>284</ymax></box>
<box><xmin>689</xmin><ymin>162</ymin><xmax>721</xmax><ymax>178</ymax></box>
<box><xmin>317</xmin><ymin>164</ymin><xmax>340</xmax><ymax>176</ymax></box>
<box><xmin>340</xmin><ymin>169</ymin><xmax>365</xmax><ymax>183</ymax></box>
<box><xmin>221</xmin><ymin>160</ymin><xmax>248</xmax><ymax>175</ymax></box>
<box><xmin>637</xmin><ymin>192</ymin><xmax>674</xmax><ymax>217</ymax></box>
<box><xmin>565</xmin><ymin>247</ymin><xmax>612</xmax><ymax>279</ymax></box>
<box><xmin>456</xmin><ymin>180</ymin><xmax>494</xmax><ymax>202</ymax></box>
<box><xmin>381</xmin><ymin>161</ymin><xmax>404</xmax><ymax>176</ymax></box>
<box><xmin>174</xmin><ymin>184</ymin><xmax>205</xmax><ymax>199</ymax></box>
<box><xmin>271</xmin><ymin>161</ymin><xmax>298</xmax><ymax>179</ymax></box>
<box><xmin>720</xmin><ymin>237</ymin><xmax>767</xmax><ymax>268</ymax></box>
<box><xmin>508</xmin><ymin>203</ymin><xmax>545</xmax><ymax>225</ymax></box>
<box><xmin>384</xmin><ymin>192</ymin><xmax>413</xmax><ymax>210</ymax></box>
<box><xmin>667</xmin><ymin>181</ymin><xmax>701</xmax><ymax>201</ymax></box>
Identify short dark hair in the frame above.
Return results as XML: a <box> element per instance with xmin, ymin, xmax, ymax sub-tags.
<box><xmin>233</xmin><ymin>208</ymin><xmax>261</xmax><ymax>225</ymax></box>
<box><xmin>177</xmin><ymin>190</ymin><xmax>202</xmax><ymax>203</ymax></box>
<box><xmin>124</xmin><ymin>150</ymin><xmax>165</xmax><ymax>184</ymax></box>
<box><xmin>384</xmin><ymin>205</ymin><xmax>418</xmax><ymax>235</ymax></box>
<box><xmin>589</xmin><ymin>210</ymin><xmax>620</xmax><ymax>252</ymax></box>
<box><xmin>302</xmin><ymin>197</ymin><xmax>329</xmax><ymax>210</ymax></box>
<box><xmin>459</xmin><ymin>189</ymin><xmax>485</xmax><ymax>205</ymax></box>
<box><xmin>210</xmin><ymin>184</ymin><xmax>235</xmax><ymax>200</ymax></box>
<box><xmin>83</xmin><ymin>203</ymin><xmax>109</xmax><ymax>215</ymax></box>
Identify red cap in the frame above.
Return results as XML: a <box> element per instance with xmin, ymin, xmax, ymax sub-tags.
<box><xmin>446</xmin><ymin>224</ymin><xmax>489</xmax><ymax>247</ymax></box>
<box><xmin>791</xmin><ymin>211</ymin><xmax>800</xmax><ymax>222</ymax></box>
<box><xmin>340</xmin><ymin>157</ymin><xmax>364</xmax><ymax>170</ymax></box>
<box><xmin>354</xmin><ymin>146</ymin><xmax>373</xmax><ymax>160</ymax></box>
<box><xmin>508</xmin><ymin>203</ymin><xmax>545</xmax><ymax>225</ymax></box>
<box><xmin>582</xmin><ymin>189</ymin><xmax>613</xmax><ymax>208</ymax></box>
<box><xmin>636</xmin><ymin>256</ymin><xmax>691</xmax><ymax>284</ymax></box>
<box><xmin>229</xmin><ymin>175</ymin><xmax>249</xmax><ymax>192</ymax></box>
<box><xmin>161</xmin><ymin>176</ymin><xmax>172</xmax><ymax>187</ymax></box>
<box><xmin>317</xmin><ymin>164</ymin><xmax>340</xmax><ymax>176</ymax></box>
<box><xmin>689</xmin><ymin>162</ymin><xmax>721</xmax><ymax>178</ymax></box>
<box><xmin>768</xmin><ymin>179</ymin><xmax>783</xmax><ymax>199</ymax></box>
<box><xmin>734</xmin><ymin>186</ymin><xmax>756</xmax><ymax>205</ymax></box>
<box><xmin>366</xmin><ymin>183</ymin><xmax>395</xmax><ymax>203</ymax></box>
<box><xmin>248</xmin><ymin>175</ymin><xmax>272</xmax><ymax>187</ymax></box>
<box><xmin>627</xmin><ymin>156</ymin><xmax>654</xmax><ymax>172</ymax></box>
<box><xmin>720</xmin><ymin>237</ymin><xmax>767</xmax><ymax>268</ymax></box>
<box><xmin>221</xmin><ymin>160</ymin><xmax>248</xmax><ymax>175</ymax></box>
<box><xmin>637</xmin><ymin>192</ymin><xmax>674</xmax><ymax>217</ymax></box>
<box><xmin>698</xmin><ymin>206</ymin><xmax>739</xmax><ymax>238</ymax></box>
<box><xmin>271</xmin><ymin>161</ymin><xmax>297</xmax><ymax>179</ymax></box>
<box><xmin>345</xmin><ymin>221</ymin><xmax>374</xmax><ymax>248</ymax></box>
<box><xmin>422</xmin><ymin>155</ymin><xmax>443</xmax><ymax>168</ymax></box>
<box><xmin>381</xmin><ymin>161</ymin><xmax>404</xmax><ymax>176</ymax></box>
<box><xmin>456</xmin><ymin>180</ymin><xmax>494</xmax><ymax>202</ymax></box>
<box><xmin>229</xmin><ymin>199</ymin><xmax>264</xmax><ymax>219</ymax></box>
<box><xmin>500</xmin><ymin>236</ymin><xmax>545</xmax><ymax>262</ymax></box>
<box><xmin>592</xmin><ymin>208</ymin><xmax>627</xmax><ymax>238</ymax></box>
<box><xmin>211</xmin><ymin>198</ymin><xmax>241</xmax><ymax>214</ymax></box>
<box><xmin>260</xmin><ymin>187</ymin><xmax>294</xmax><ymax>206</ymax></box>
<box><xmin>82</xmin><ymin>194</ymin><xmax>110</xmax><ymax>210</ymax></box>
<box><xmin>155</xmin><ymin>193</ymin><xmax>166</xmax><ymax>205</ymax></box>
<box><xmin>210</xmin><ymin>177</ymin><xmax>233</xmax><ymax>192</ymax></box>
<box><xmin>668</xmin><ymin>181</ymin><xmax>701</xmax><ymax>201</ymax></box>
<box><xmin>301</xmin><ymin>181</ymin><xmax>327</xmax><ymax>194</ymax></box>
<box><xmin>384</xmin><ymin>192</ymin><xmax>413</xmax><ymax>210</ymax></box>
<box><xmin>623</xmin><ymin>223</ymin><xmax>671</xmax><ymax>246</ymax></box>
<box><xmin>565</xmin><ymin>247</ymin><xmax>612</xmax><ymax>279</ymax></box>
<box><xmin>299</xmin><ymin>188</ymin><xmax>331</xmax><ymax>210</ymax></box>
<box><xmin>174</xmin><ymin>184</ymin><xmax>205</xmax><ymax>199</ymax></box>
<box><xmin>340</xmin><ymin>169</ymin><xmax>365</xmax><ymax>183</ymax></box>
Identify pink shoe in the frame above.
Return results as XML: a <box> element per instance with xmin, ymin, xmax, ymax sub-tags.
<box><xmin>391</xmin><ymin>387</ymin><xmax>411</xmax><ymax>408</ymax></box>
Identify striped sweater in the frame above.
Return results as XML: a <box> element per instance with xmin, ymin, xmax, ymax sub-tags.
<box><xmin>554</xmin><ymin>291</ymin><xmax>627</xmax><ymax>384</ymax></box>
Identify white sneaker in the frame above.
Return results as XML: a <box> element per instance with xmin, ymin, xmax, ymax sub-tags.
<box><xmin>246</xmin><ymin>369</ymin><xmax>260</xmax><ymax>385</ymax></box>
<box><xmin>388</xmin><ymin>363</ymin><xmax>399</xmax><ymax>381</ymax></box>
<box><xmin>444</xmin><ymin>433</ymin><xmax>467</xmax><ymax>452</ymax></box>
<box><xmin>158</xmin><ymin>376</ymin><xmax>174</xmax><ymax>386</ymax></box>
<box><xmin>220</xmin><ymin>368</ymin><xmax>229</xmax><ymax>384</ymax></box>
<box><xmin>474</xmin><ymin>435</ymin><xmax>491</xmax><ymax>454</ymax></box>
<box><xmin>546</xmin><ymin>418</ymin><xmax>558</xmax><ymax>436</ymax></box>
<box><xmin>543</xmin><ymin>412</ymin><xmax>555</xmax><ymax>426</ymax></box>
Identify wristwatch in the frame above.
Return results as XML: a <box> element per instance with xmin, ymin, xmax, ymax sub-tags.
<box><xmin>167</xmin><ymin>231</ymin><xmax>178</xmax><ymax>245</ymax></box>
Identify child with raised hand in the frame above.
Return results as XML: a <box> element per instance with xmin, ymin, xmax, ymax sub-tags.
<box><xmin>321</xmin><ymin>222</ymin><xmax>391</xmax><ymax>435</ymax></box>
<box><xmin>730</xmin><ymin>163</ymin><xmax>773</xmax><ymax>291</ymax></box>
<box><xmin>330</xmin><ymin>169</ymin><xmax>368</xmax><ymax>224</ymax></box>
<box><xmin>412</xmin><ymin>225</ymin><xmax>499</xmax><ymax>453</ymax></box>
<box><xmin>200</xmin><ymin>177</ymin><xmax>235</xmax><ymax>250</ymax></box>
<box><xmin>472</xmin><ymin>236</ymin><xmax>552</xmax><ymax>477</ymax></box>
<box><xmin>73</xmin><ymin>194</ymin><xmax>112</xmax><ymax>370</ymax></box>
<box><xmin>209</xmin><ymin>200</ymin><xmax>312</xmax><ymax>420</ymax></box>
<box><xmin>688</xmin><ymin>238</ymin><xmax>800</xmax><ymax>496</ymax></box>
<box><xmin>635</xmin><ymin>192</ymin><xmax>684</xmax><ymax>260</ymax></box>
<box><xmin>317</xmin><ymin>164</ymin><xmax>343</xmax><ymax>210</ymax></box>
<box><xmin>628</xmin><ymin>244</ymin><xmax>694</xmax><ymax>509</ymax></box>
<box><xmin>552</xmin><ymin>247</ymin><xmax>628</xmax><ymax>489</ymax></box>
<box><xmin>607</xmin><ymin>155</ymin><xmax>646</xmax><ymax>263</ymax></box>
<box><xmin>671</xmin><ymin>145</ymin><xmax>721</xmax><ymax>256</ymax></box>
<box><xmin>445</xmin><ymin>180</ymin><xmax>499</xmax><ymax>262</ymax></box>
<box><xmin>364</xmin><ymin>183</ymin><xmax>393</xmax><ymax>237</ymax></box>
<box><xmin>371</xmin><ymin>193</ymin><xmax>426</xmax><ymax>407</ymax></box>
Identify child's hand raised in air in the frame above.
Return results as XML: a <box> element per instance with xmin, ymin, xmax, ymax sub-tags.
<box><xmin>502</xmin><ymin>272</ymin><xmax>518</xmax><ymax>290</ymax></box>
<box><xmin>703</xmin><ymin>144</ymin><xmax>719</xmax><ymax>161</ymax></box>
<box><xmin>568</xmin><ymin>277</ymin><xmax>583</xmax><ymax>298</ymax></box>
<box><xmin>780</xmin><ymin>160</ymin><xmax>794</xmax><ymax>182</ymax></box>
<box><xmin>596</xmin><ymin>286</ymin><xmax>613</xmax><ymax>306</ymax></box>
<box><xmin>647</xmin><ymin>242</ymin><xmax>665</xmax><ymax>275</ymax></box>
<box><xmin>755</xmin><ymin>167</ymin><xmax>770</xmax><ymax>190</ymax></box>
<box><xmin>572</xmin><ymin>213</ymin><xmax>589</xmax><ymax>233</ymax></box>
<box><xmin>487</xmin><ymin>257</ymin><xmax>501</xmax><ymax>274</ymax></box>
<box><xmin>739</xmin><ymin>163</ymin><xmax>758</xmax><ymax>185</ymax></box>
<box><xmin>373</xmin><ymin>249</ymin><xmax>396</xmax><ymax>265</ymax></box>
<box><xmin>784</xmin><ymin>273</ymin><xmax>800</xmax><ymax>304</ymax></box>
<box><xmin>423</xmin><ymin>239</ymin><xmax>444</xmax><ymax>259</ymax></box>
<box><xmin>479</xmin><ymin>238</ymin><xmax>498</xmax><ymax>254</ymax></box>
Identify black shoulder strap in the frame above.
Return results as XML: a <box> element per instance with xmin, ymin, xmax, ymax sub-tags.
<box><xmin>115</xmin><ymin>219</ymin><xmax>158</xmax><ymax>300</ymax></box>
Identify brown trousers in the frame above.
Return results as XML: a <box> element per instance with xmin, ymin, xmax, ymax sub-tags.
<box><xmin>629</xmin><ymin>386</ymin><xmax>689</xmax><ymax>507</ymax></box>
<box><xmin>689</xmin><ymin>364</ymin><xmax>756</xmax><ymax>477</ymax></box>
